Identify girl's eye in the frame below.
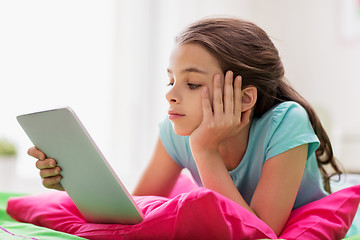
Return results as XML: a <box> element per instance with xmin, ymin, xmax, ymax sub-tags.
<box><xmin>167</xmin><ymin>82</ymin><xmax>174</xmax><ymax>87</ymax></box>
<box><xmin>187</xmin><ymin>83</ymin><xmax>201</xmax><ymax>89</ymax></box>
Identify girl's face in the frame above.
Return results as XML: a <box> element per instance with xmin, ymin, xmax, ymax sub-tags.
<box><xmin>166</xmin><ymin>43</ymin><xmax>223</xmax><ymax>136</ymax></box>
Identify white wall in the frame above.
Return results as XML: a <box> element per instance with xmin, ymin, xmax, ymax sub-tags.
<box><xmin>1</xmin><ymin>0</ymin><xmax>359</xmax><ymax>193</ymax></box>
<box><xmin>0</xmin><ymin>0</ymin><xmax>116</xmax><ymax>192</ymax></box>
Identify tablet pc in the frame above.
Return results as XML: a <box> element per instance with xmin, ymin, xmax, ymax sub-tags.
<box><xmin>17</xmin><ymin>107</ymin><xmax>144</xmax><ymax>224</ymax></box>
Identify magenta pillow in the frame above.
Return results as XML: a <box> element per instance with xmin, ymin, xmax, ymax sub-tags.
<box><xmin>6</xmin><ymin>176</ymin><xmax>360</xmax><ymax>240</ymax></box>
<box><xmin>280</xmin><ymin>183</ymin><xmax>360</xmax><ymax>239</ymax></box>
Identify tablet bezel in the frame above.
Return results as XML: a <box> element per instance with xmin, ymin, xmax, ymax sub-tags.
<box><xmin>17</xmin><ymin>107</ymin><xmax>144</xmax><ymax>224</ymax></box>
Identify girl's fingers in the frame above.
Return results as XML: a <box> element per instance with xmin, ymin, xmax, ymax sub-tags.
<box><xmin>27</xmin><ymin>147</ymin><xmax>46</xmax><ymax>160</ymax></box>
<box><xmin>224</xmin><ymin>71</ymin><xmax>234</xmax><ymax>115</ymax></box>
<box><xmin>213</xmin><ymin>74</ymin><xmax>223</xmax><ymax>115</ymax></box>
<box><xmin>39</xmin><ymin>167</ymin><xmax>61</xmax><ymax>178</ymax></box>
<box><xmin>234</xmin><ymin>75</ymin><xmax>242</xmax><ymax>118</ymax></box>
<box><xmin>36</xmin><ymin>158</ymin><xmax>57</xmax><ymax>170</ymax></box>
<box><xmin>42</xmin><ymin>176</ymin><xmax>63</xmax><ymax>190</ymax></box>
<box><xmin>201</xmin><ymin>86</ymin><xmax>212</xmax><ymax>122</ymax></box>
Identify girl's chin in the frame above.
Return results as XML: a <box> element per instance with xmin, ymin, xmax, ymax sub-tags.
<box><xmin>171</xmin><ymin>120</ymin><xmax>200</xmax><ymax>136</ymax></box>
<box><xmin>172</xmin><ymin>126</ymin><xmax>195</xmax><ymax>136</ymax></box>
<box><xmin>173</xmin><ymin>129</ymin><xmax>192</xmax><ymax>136</ymax></box>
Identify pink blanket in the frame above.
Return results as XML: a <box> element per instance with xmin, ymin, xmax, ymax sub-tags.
<box><xmin>7</xmin><ymin>174</ymin><xmax>360</xmax><ymax>240</ymax></box>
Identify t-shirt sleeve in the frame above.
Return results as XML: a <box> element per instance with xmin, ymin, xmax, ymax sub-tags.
<box><xmin>158</xmin><ymin>117</ymin><xmax>187</xmax><ymax>168</ymax></box>
<box><xmin>265</xmin><ymin>102</ymin><xmax>320</xmax><ymax>161</ymax></box>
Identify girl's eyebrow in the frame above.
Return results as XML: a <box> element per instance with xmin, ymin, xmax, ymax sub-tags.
<box><xmin>167</xmin><ymin>67</ymin><xmax>208</xmax><ymax>75</ymax></box>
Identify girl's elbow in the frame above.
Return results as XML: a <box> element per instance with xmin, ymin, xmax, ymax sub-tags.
<box><xmin>265</xmin><ymin>219</ymin><xmax>287</xmax><ymax>237</ymax></box>
<box><xmin>251</xmin><ymin>208</ymin><xmax>286</xmax><ymax>237</ymax></box>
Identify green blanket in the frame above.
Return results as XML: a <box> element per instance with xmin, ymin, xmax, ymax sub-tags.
<box><xmin>0</xmin><ymin>192</ymin><xmax>85</xmax><ymax>240</ymax></box>
<box><xmin>348</xmin><ymin>235</ymin><xmax>360</xmax><ymax>240</ymax></box>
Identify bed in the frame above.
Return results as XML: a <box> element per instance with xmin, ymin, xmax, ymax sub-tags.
<box><xmin>1</xmin><ymin>173</ymin><xmax>360</xmax><ymax>240</ymax></box>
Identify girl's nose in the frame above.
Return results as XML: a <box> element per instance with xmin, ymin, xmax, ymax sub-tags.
<box><xmin>166</xmin><ymin>87</ymin><xmax>180</xmax><ymax>104</ymax></box>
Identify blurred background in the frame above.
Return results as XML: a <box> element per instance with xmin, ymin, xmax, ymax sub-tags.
<box><xmin>1</xmin><ymin>0</ymin><xmax>360</xmax><ymax>194</ymax></box>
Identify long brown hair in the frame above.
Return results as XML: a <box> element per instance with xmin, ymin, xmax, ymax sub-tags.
<box><xmin>176</xmin><ymin>17</ymin><xmax>341</xmax><ymax>193</ymax></box>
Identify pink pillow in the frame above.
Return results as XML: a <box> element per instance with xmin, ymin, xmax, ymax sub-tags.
<box><xmin>7</xmin><ymin>189</ymin><xmax>276</xmax><ymax>239</ymax></box>
<box><xmin>280</xmin><ymin>183</ymin><xmax>360</xmax><ymax>239</ymax></box>
<box><xmin>6</xmin><ymin>175</ymin><xmax>360</xmax><ymax>240</ymax></box>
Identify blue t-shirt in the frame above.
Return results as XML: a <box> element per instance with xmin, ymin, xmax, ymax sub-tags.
<box><xmin>159</xmin><ymin>101</ymin><xmax>328</xmax><ymax>209</ymax></box>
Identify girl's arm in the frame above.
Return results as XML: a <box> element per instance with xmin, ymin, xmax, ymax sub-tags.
<box><xmin>251</xmin><ymin>143</ymin><xmax>307</xmax><ymax>236</ymax></box>
<box><xmin>133</xmin><ymin>136</ymin><xmax>182</xmax><ymax>197</ymax></box>
<box><xmin>192</xmin><ymin>142</ymin><xmax>307</xmax><ymax>236</ymax></box>
<box><xmin>189</xmin><ymin>71</ymin><xmax>307</xmax><ymax>236</ymax></box>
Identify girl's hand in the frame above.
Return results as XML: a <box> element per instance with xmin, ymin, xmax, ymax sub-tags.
<box><xmin>189</xmin><ymin>71</ymin><xmax>251</xmax><ymax>153</ymax></box>
<box><xmin>27</xmin><ymin>147</ymin><xmax>64</xmax><ymax>191</ymax></box>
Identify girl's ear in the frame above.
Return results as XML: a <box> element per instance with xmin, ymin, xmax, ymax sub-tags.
<box><xmin>241</xmin><ymin>86</ymin><xmax>257</xmax><ymax>112</ymax></box>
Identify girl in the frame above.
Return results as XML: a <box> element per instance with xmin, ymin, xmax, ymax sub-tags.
<box><xmin>28</xmin><ymin>17</ymin><xmax>342</xmax><ymax>236</ymax></box>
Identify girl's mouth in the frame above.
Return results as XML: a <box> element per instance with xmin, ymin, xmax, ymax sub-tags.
<box><xmin>168</xmin><ymin>110</ymin><xmax>185</xmax><ymax>120</ymax></box>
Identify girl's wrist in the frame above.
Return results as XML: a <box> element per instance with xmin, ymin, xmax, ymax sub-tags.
<box><xmin>190</xmin><ymin>145</ymin><xmax>221</xmax><ymax>163</ymax></box>
<box><xmin>189</xmin><ymin>140</ymin><xmax>219</xmax><ymax>156</ymax></box>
